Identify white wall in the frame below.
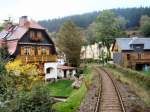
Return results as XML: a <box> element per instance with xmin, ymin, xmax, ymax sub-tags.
<box><xmin>44</xmin><ymin>63</ymin><xmax>58</xmax><ymax>80</ymax></box>
<box><xmin>72</xmin><ymin>70</ymin><xmax>76</xmax><ymax>76</ymax></box>
<box><xmin>44</xmin><ymin>62</ymin><xmax>77</xmax><ymax>80</ymax></box>
<box><xmin>81</xmin><ymin>43</ymin><xmax>110</xmax><ymax>60</ymax></box>
<box><xmin>57</xmin><ymin>69</ymin><xmax>64</xmax><ymax>78</ymax></box>
<box><xmin>81</xmin><ymin>43</ymin><xmax>101</xmax><ymax>60</ymax></box>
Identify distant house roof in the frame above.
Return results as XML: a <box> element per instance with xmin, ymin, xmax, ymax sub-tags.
<box><xmin>0</xmin><ymin>16</ymin><xmax>47</xmax><ymax>55</ymax></box>
<box><xmin>57</xmin><ymin>65</ymin><xmax>76</xmax><ymax>70</ymax></box>
<box><xmin>115</xmin><ymin>37</ymin><xmax>150</xmax><ymax>51</ymax></box>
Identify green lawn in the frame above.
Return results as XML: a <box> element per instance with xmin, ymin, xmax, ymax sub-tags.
<box><xmin>48</xmin><ymin>80</ymin><xmax>74</xmax><ymax>97</ymax></box>
<box><xmin>53</xmin><ymin>66</ymin><xmax>92</xmax><ymax>112</ymax></box>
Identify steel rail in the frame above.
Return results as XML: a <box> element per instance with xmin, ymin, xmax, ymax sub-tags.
<box><xmin>94</xmin><ymin>67</ymin><xmax>102</xmax><ymax>112</ymax></box>
<box><xmin>100</xmin><ymin>67</ymin><xmax>126</xmax><ymax>112</ymax></box>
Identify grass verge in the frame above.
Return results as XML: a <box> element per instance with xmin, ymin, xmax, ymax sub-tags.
<box><xmin>48</xmin><ymin>80</ymin><xmax>74</xmax><ymax>97</ymax></box>
<box><xmin>53</xmin><ymin>66</ymin><xmax>92</xmax><ymax>112</ymax></box>
<box><xmin>107</xmin><ymin>64</ymin><xmax>150</xmax><ymax>106</ymax></box>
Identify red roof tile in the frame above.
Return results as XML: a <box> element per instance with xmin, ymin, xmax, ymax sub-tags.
<box><xmin>29</xmin><ymin>20</ymin><xmax>45</xmax><ymax>30</ymax></box>
<box><xmin>0</xmin><ymin>39</ymin><xmax>5</xmax><ymax>47</ymax></box>
<box><xmin>7</xmin><ymin>40</ymin><xmax>18</xmax><ymax>55</ymax></box>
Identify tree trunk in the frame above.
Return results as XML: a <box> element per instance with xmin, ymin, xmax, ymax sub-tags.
<box><xmin>106</xmin><ymin>47</ymin><xmax>111</xmax><ymax>61</ymax></box>
<box><xmin>84</xmin><ymin>46</ymin><xmax>87</xmax><ymax>63</ymax></box>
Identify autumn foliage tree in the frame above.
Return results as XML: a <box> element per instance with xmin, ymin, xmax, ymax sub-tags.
<box><xmin>57</xmin><ymin>21</ymin><xmax>84</xmax><ymax>67</ymax></box>
<box><xmin>5</xmin><ymin>60</ymin><xmax>40</xmax><ymax>91</ymax></box>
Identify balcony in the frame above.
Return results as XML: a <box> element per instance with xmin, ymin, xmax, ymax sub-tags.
<box><xmin>125</xmin><ymin>52</ymin><xmax>150</xmax><ymax>65</ymax></box>
<box><xmin>17</xmin><ymin>55</ymin><xmax>57</xmax><ymax>63</ymax></box>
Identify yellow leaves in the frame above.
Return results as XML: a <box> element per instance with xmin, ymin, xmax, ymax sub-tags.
<box><xmin>6</xmin><ymin>60</ymin><xmax>22</xmax><ymax>75</ymax></box>
<box><xmin>6</xmin><ymin>59</ymin><xmax>39</xmax><ymax>76</ymax></box>
<box><xmin>5</xmin><ymin>59</ymin><xmax>40</xmax><ymax>91</ymax></box>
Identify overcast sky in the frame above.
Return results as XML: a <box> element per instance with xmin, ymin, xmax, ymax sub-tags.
<box><xmin>0</xmin><ymin>0</ymin><xmax>149</xmax><ymax>22</ymax></box>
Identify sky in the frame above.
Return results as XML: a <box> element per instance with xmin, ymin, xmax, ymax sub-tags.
<box><xmin>0</xmin><ymin>0</ymin><xmax>150</xmax><ymax>22</ymax></box>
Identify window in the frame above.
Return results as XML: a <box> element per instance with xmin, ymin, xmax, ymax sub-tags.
<box><xmin>138</xmin><ymin>53</ymin><xmax>141</xmax><ymax>59</ymax></box>
<box><xmin>42</xmin><ymin>47</ymin><xmax>46</xmax><ymax>55</ymax></box>
<box><xmin>127</xmin><ymin>54</ymin><xmax>130</xmax><ymax>60</ymax></box>
<box><xmin>24</xmin><ymin>47</ymin><xmax>30</xmax><ymax>55</ymax></box>
<box><xmin>37</xmin><ymin>32</ymin><xmax>42</xmax><ymax>40</ymax></box>
<box><xmin>46</xmin><ymin>67</ymin><xmax>53</xmax><ymax>74</ymax></box>
<box><xmin>30</xmin><ymin>31</ymin><xmax>42</xmax><ymax>41</ymax></box>
<box><xmin>46</xmin><ymin>68</ymin><xmax>51</xmax><ymax>74</ymax></box>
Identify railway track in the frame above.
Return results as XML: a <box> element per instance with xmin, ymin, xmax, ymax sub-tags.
<box><xmin>94</xmin><ymin>66</ymin><xmax>126</xmax><ymax>112</ymax></box>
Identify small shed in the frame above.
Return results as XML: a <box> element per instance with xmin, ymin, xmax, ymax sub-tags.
<box><xmin>44</xmin><ymin>63</ymin><xmax>77</xmax><ymax>81</ymax></box>
<box><xmin>57</xmin><ymin>66</ymin><xmax>76</xmax><ymax>78</ymax></box>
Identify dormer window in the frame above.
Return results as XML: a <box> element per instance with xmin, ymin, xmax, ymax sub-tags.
<box><xmin>30</xmin><ymin>31</ymin><xmax>42</xmax><ymax>41</ymax></box>
<box><xmin>130</xmin><ymin>44</ymin><xmax>144</xmax><ymax>52</ymax></box>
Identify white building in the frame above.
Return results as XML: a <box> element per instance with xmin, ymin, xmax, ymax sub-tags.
<box><xmin>44</xmin><ymin>59</ymin><xmax>76</xmax><ymax>81</ymax></box>
<box><xmin>44</xmin><ymin>63</ymin><xmax>58</xmax><ymax>80</ymax></box>
<box><xmin>57</xmin><ymin>66</ymin><xmax>76</xmax><ymax>78</ymax></box>
<box><xmin>80</xmin><ymin>43</ymin><xmax>113</xmax><ymax>60</ymax></box>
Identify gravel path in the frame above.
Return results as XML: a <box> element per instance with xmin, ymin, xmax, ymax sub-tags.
<box><xmin>77</xmin><ymin>68</ymin><xmax>100</xmax><ymax>112</ymax></box>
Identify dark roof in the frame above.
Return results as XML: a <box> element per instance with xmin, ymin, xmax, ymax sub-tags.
<box><xmin>116</xmin><ymin>37</ymin><xmax>150</xmax><ymax>50</ymax></box>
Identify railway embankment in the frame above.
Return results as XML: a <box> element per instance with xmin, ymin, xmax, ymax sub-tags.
<box><xmin>106</xmin><ymin>64</ymin><xmax>150</xmax><ymax>112</ymax></box>
<box><xmin>77</xmin><ymin>66</ymin><xmax>101</xmax><ymax>112</ymax></box>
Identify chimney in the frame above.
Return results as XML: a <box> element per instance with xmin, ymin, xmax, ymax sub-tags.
<box><xmin>19</xmin><ymin>16</ymin><xmax>28</xmax><ymax>26</ymax></box>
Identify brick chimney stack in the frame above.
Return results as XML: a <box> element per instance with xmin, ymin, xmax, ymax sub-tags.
<box><xmin>19</xmin><ymin>16</ymin><xmax>28</xmax><ymax>26</ymax></box>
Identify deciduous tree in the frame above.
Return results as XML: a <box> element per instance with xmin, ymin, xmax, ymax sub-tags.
<box><xmin>139</xmin><ymin>15</ymin><xmax>150</xmax><ymax>37</ymax></box>
<box><xmin>57</xmin><ymin>21</ymin><xmax>84</xmax><ymax>67</ymax></box>
<box><xmin>95</xmin><ymin>10</ymin><xmax>126</xmax><ymax>59</ymax></box>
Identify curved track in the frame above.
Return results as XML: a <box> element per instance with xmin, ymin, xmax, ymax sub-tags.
<box><xmin>94</xmin><ymin>66</ymin><xmax>126</xmax><ymax>112</ymax></box>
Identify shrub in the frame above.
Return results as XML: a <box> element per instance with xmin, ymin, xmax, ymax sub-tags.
<box><xmin>74</xmin><ymin>73</ymin><xmax>80</xmax><ymax>78</ymax></box>
<box><xmin>5</xmin><ymin>60</ymin><xmax>40</xmax><ymax>91</ymax></box>
<box><xmin>4</xmin><ymin>83</ymin><xmax>54</xmax><ymax>112</ymax></box>
<box><xmin>108</xmin><ymin>64</ymin><xmax>150</xmax><ymax>89</ymax></box>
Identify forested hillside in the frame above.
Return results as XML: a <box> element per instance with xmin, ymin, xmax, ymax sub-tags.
<box><xmin>39</xmin><ymin>7</ymin><xmax>150</xmax><ymax>32</ymax></box>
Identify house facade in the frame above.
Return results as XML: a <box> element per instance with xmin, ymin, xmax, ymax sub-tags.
<box><xmin>112</xmin><ymin>37</ymin><xmax>150</xmax><ymax>70</ymax></box>
<box><xmin>80</xmin><ymin>43</ymin><xmax>111</xmax><ymax>61</ymax></box>
<box><xmin>80</xmin><ymin>43</ymin><xmax>104</xmax><ymax>60</ymax></box>
<box><xmin>0</xmin><ymin>16</ymin><xmax>57</xmax><ymax>73</ymax></box>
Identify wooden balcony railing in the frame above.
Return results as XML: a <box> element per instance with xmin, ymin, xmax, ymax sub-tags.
<box><xmin>17</xmin><ymin>55</ymin><xmax>57</xmax><ymax>63</ymax></box>
<box><xmin>129</xmin><ymin>59</ymin><xmax>150</xmax><ymax>63</ymax></box>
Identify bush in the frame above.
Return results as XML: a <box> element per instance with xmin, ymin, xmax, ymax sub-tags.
<box><xmin>74</xmin><ymin>73</ymin><xmax>80</xmax><ymax>78</ymax></box>
<box><xmin>108</xmin><ymin>64</ymin><xmax>150</xmax><ymax>89</ymax></box>
<box><xmin>4</xmin><ymin>83</ymin><xmax>54</xmax><ymax>112</ymax></box>
<box><xmin>107</xmin><ymin>64</ymin><xmax>150</xmax><ymax>105</ymax></box>
<box><xmin>0</xmin><ymin>73</ymin><xmax>17</xmax><ymax>103</ymax></box>
<box><xmin>5</xmin><ymin>60</ymin><xmax>40</xmax><ymax>91</ymax></box>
